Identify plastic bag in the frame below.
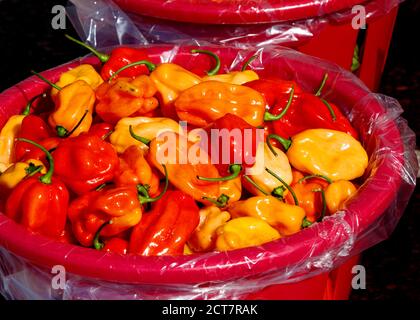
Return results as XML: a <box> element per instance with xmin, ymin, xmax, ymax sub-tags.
<box><xmin>0</xmin><ymin>43</ymin><xmax>417</xmax><ymax>299</ymax></box>
<box><xmin>66</xmin><ymin>0</ymin><xmax>403</xmax><ymax>49</ymax></box>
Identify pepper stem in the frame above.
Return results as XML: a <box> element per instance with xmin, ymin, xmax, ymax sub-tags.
<box><xmin>266</xmin><ymin>134</ymin><xmax>292</xmax><ymax>154</ymax></box>
<box><xmin>197</xmin><ymin>164</ymin><xmax>242</xmax><ymax>182</ymax></box>
<box><xmin>312</xmin><ymin>188</ymin><xmax>327</xmax><ymax>222</ymax></box>
<box><xmin>57</xmin><ymin>109</ymin><xmax>89</xmax><ymax>138</ymax></box>
<box><xmin>298</xmin><ymin>174</ymin><xmax>333</xmax><ymax>185</ymax></box>
<box><xmin>109</xmin><ymin>60</ymin><xmax>156</xmax><ymax>81</ymax></box>
<box><xmin>315</xmin><ymin>73</ymin><xmax>328</xmax><ymax>97</ymax></box>
<box><xmin>93</xmin><ymin>220</ymin><xmax>112</xmax><ymax>250</ymax></box>
<box><xmin>138</xmin><ymin>164</ymin><xmax>168</xmax><ymax>204</ymax></box>
<box><xmin>241</xmin><ymin>55</ymin><xmax>257</xmax><ymax>71</ymax></box>
<box><xmin>17</xmin><ymin>138</ymin><xmax>54</xmax><ymax>185</ymax></box>
<box><xmin>243</xmin><ymin>175</ymin><xmax>269</xmax><ymax>195</ymax></box>
<box><xmin>271</xmin><ymin>185</ymin><xmax>286</xmax><ymax>199</ymax></box>
<box><xmin>129</xmin><ymin>125</ymin><xmax>151</xmax><ymax>145</ymax></box>
<box><xmin>30</xmin><ymin>70</ymin><xmax>61</xmax><ymax>91</ymax></box>
<box><xmin>191</xmin><ymin>49</ymin><xmax>221</xmax><ymax>76</ymax></box>
<box><xmin>202</xmin><ymin>194</ymin><xmax>230</xmax><ymax>207</ymax></box>
<box><xmin>22</xmin><ymin>93</ymin><xmax>46</xmax><ymax>116</ymax></box>
<box><xmin>320</xmin><ymin>98</ymin><xmax>337</xmax><ymax>122</ymax></box>
<box><xmin>65</xmin><ymin>34</ymin><xmax>109</xmax><ymax>63</ymax></box>
<box><xmin>302</xmin><ymin>216</ymin><xmax>313</xmax><ymax>228</ymax></box>
<box><xmin>265</xmin><ymin>167</ymin><xmax>299</xmax><ymax>205</ymax></box>
<box><xmin>264</xmin><ymin>85</ymin><xmax>295</xmax><ymax>121</ymax></box>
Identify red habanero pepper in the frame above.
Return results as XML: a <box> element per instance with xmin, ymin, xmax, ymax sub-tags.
<box><xmin>65</xmin><ymin>34</ymin><xmax>150</xmax><ymax>81</ymax></box>
<box><xmin>52</xmin><ymin>134</ymin><xmax>119</xmax><ymax>194</ymax></box>
<box><xmin>103</xmin><ymin>238</ymin><xmax>129</xmax><ymax>255</ymax></box>
<box><xmin>5</xmin><ymin>138</ymin><xmax>69</xmax><ymax>238</ymax></box>
<box><xmin>88</xmin><ymin>122</ymin><xmax>114</xmax><ymax>141</ymax></box>
<box><xmin>129</xmin><ymin>191</ymin><xmax>200</xmax><ymax>256</ymax></box>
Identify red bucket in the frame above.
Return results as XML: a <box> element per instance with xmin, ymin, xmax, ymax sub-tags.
<box><xmin>112</xmin><ymin>0</ymin><xmax>401</xmax><ymax>90</ymax></box>
<box><xmin>0</xmin><ymin>45</ymin><xmax>416</xmax><ymax>300</ymax></box>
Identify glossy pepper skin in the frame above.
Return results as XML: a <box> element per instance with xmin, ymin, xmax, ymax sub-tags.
<box><xmin>114</xmin><ymin>145</ymin><xmax>160</xmax><ymax>197</ymax></box>
<box><xmin>129</xmin><ymin>190</ymin><xmax>200</xmax><ymax>256</ymax></box>
<box><xmin>0</xmin><ymin>159</ymin><xmax>45</xmax><ymax>192</ymax></box>
<box><xmin>174</xmin><ymin>81</ymin><xmax>265</xmax><ymax>127</ymax></box>
<box><xmin>228</xmin><ymin>196</ymin><xmax>305</xmax><ymax>236</ymax></box>
<box><xmin>95</xmin><ymin>75</ymin><xmax>159</xmax><ymax>124</ymax></box>
<box><xmin>0</xmin><ymin>115</ymin><xmax>25</xmax><ymax>172</ymax></box>
<box><xmin>149</xmin><ymin>63</ymin><xmax>202</xmax><ymax>119</ymax></box>
<box><xmin>49</xmin><ymin>80</ymin><xmax>95</xmax><ymax>137</ymax></box>
<box><xmin>203</xmin><ymin>70</ymin><xmax>259</xmax><ymax>85</ymax></box>
<box><xmin>53</xmin><ymin>134</ymin><xmax>119</xmax><ymax>194</ymax></box>
<box><xmin>51</xmin><ymin>64</ymin><xmax>103</xmax><ymax>97</ymax></box>
<box><xmin>325</xmin><ymin>180</ymin><xmax>357</xmax><ymax>213</ymax></box>
<box><xmin>215</xmin><ymin>217</ymin><xmax>280</xmax><ymax>251</ymax></box>
<box><xmin>287</xmin><ymin>129</ymin><xmax>368</xmax><ymax>181</ymax></box>
<box><xmin>68</xmin><ymin>186</ymin><xmax>142</xmax><ymax>247</ymax></box>
<box><xmin>103</xmin><ymin>238</ymin><xmax>129</xmax><ymax>255</ymax></box>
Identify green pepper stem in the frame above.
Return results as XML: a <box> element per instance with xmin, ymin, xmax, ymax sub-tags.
<box><xmin>22</xmin><ymin>93</ymin><xmax>46</xmax><ymax>116</ymax></box>
<box><xmin>266</xmin><ymin>134</ymin><xmax>292</xmax><ymax>154</ymax></box>
<box><xmin>138</xmin><ymin>164</ymin><xmax>168</xmax><ymax>204</ymax></box>
<box><xmin>264</xmin><ymin>85</ymin><xmax>295</xmax><ymax>121</ymax></box>
<box><xmin>65</xmin><ymin>34</ymin><xmax>109</xmax><ymax>63</ymax></box>
<box><xmin>109</xmin><ymin>60</ymin><xmax>156</xmax><ymax>81</ymax></box>
<box><xmin>312</xmin><ymin>188</ymin><xmax>327</xmax><ymax>222</ymax></box>
<box><xmin>191</xmin><ymin>49</ymin><xmax>221</xmax><ymax>76</ymax></box>
<box><xmin>17</xmin><ymin>138</ymin><xmax>54</xmax><ymax>185</ymax></box>
<box><xmin>265</xmin><ymin>167</ymin><xmax>299</xmax><ymax>205</ymax></box>
<box><xmin>202</xmin><ymin>194</ymin><xmax>230</xmax><ymax>207</ymax></box>
<box><xmin>241</xmin><ymin>55</ymin><xmax>257</xmax><ymax>72</ymax></box>
<box><xmin>197</xmin><ymin>164</ymin><xmax>242</xmax><ymax>182</ymax></box>
<box><xmin>301</xmin><ymin>216</ymin><xmax>313</xmax><ymax>228</ymax></box>
<box><xmin>320</xmin><ymin>98</ymin><xmax>337</xmax><ymax>122</ymax></box>
<box><xmin>271</xmin><ymin>185</ymin><xmax>286</xmax><ymax>199</ymax></box>
<box><xmin>298</xmin><ymin>174</ymin><xmax>333</xmax><ymax>184</ymax></box>
<box><xmin>315</xmin><ymin>73</ymin><xmax>328</xmax><ymax>97</ymax></box>
<box><xmin>93</xmin><ymin>220</ymin><xmax>112</xmax><ymax>250</ymax></box>
<box><xmin>129</xmin><ymin>125</ymin><xmax>151</xmax><ymax>145</ymax></box>
<box><xmin>30</xmin><ymin>70</ymin><xmax>61</xmax><ymax>91</ymax></box>
<box><xmin>243</xmin><ymin>175</ymin><xmax>269</xmax><ymax>195</ymax></box>
<box><xmin>57</xmin><ymin>109</ymin><xmax>90</xmax><ymax>138</ymax></box>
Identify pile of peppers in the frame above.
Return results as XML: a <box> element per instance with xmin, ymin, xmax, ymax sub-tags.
<box><xmin>0</xmin><ymin>38</ymin><xmax>369</xmax><ymax>255</ymax></box>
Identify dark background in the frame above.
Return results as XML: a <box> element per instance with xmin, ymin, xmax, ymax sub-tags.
<box><xmin>0</xmin><ymin>0</ymin><xmax>419</xmax><ymax>300</ymax></box>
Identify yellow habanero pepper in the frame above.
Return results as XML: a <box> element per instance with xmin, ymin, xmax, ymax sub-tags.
<box><xmin>325</xmin><ymin>180</ymin><xmax>357</xmax><ymax>213</ymax></box>
<box><xmin>0</xmin><ymin>115</ymin><xmax>25</xmax><ymax>172</ymax></box>
<box><xmin>203</xmin><ymin>70</ymin><xmax>259</xmax><ymax>85</ymax></box>
<box><xmin>244</xmin><ymin>142</ymin><xmax>292</xmax><ymax>196</ymax></box>
<box><xmin>215</xmin><ymin>217</ymin><xmax>280</xmax><ymax>251</ymax></box>
<box><xmin>48</xmin><ymin>80</ymin><xmax>95</xmax><ymax>137</ymax></box>
<box><xmin>149</xmin><ymin>63</ymin><xmax>202</xmax><ymax>117</ymax></box>
<box><xmin>0</xmin><ymin>159</ymin><xmax>46</xmax><ymax>190</ymax></box>
<box><xmin>51</xmin><ymin>64</ymin><xmax>103</xmax><ymax>97</ymax></box>
<box><xmin>110</xmin><ymin>116</ymin><xmax>182</xmax><ymax>153</ymax></box>
<box><xmin>219</xmin><ymin>176</ymin><xmax>242</xmax><ymax>203</ymax></box>
<box><xmin>188</xmin><ymin>206</ymin><xmax>231</xmax><ymax>252</ymax></box>
<box><xmin>228</xmin><ymin>196</ymin><xmax>305</xmax><ymax>236</ymax></box>
<box><xmin>287</xmin><ymin>129</ymin><xmax>368</xmax><ymax>181</ymax></box>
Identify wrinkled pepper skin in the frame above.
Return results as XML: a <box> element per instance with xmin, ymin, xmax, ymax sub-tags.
<box><xmin>228</xmin><ymin>196</ymin><xmax>305</xmax><ymax>236</ymax></box>
<box><xmin>88</xmin><ymin>122</ymin><xmax>114</xmax><ymax>141</ymax></box>
<box><xmin>203</xmin><ymin>70</ymin><xmax>259</xmax><ymax>85</ymax></box>
<box><xmin>49</xmin><ymin>80</ymin><xmax>95</xmax><ymax>137</ymax></box>
<box><xmin>68</xmin><ymin>186</ymin><xmax>142</xmax><ymax>247</ymax></box>
<box><xmin>110</xmin><ymin>116</ymin><xmax>181</xmax><ymax>153</ymax></box>
<box><xmin>51</xmin><ymin>64</ymin><xmax>104</xmax><ymax>97</ymax></box>
<box><xmin>53</xmin><ymin>134</ymin><xmax>119</xmax><ymax>194</ymax></box>
<box><xmin>129</xmin><ymin>191</ymin><xmax>200</xmax><ymax>256</ymax></box>
<box><xmin>174</xmin><ymin>81</ymin><xmax>265</xmax><ymax>127</ymax></box>
<box><xmin>188</xmin><ymin>206</ymin><xmax>231</xmax><ymax>252</ymax></box>
<box><xmin>101</xmin><ymin>47</ymin><xmax>151</xmax><ymax>81</ymax></box>
<box><xmin>96</xmin><ymin>75</ymin><xmax>159</xmax><ymax>124</ymax></box>
<box><xmin>215</xmin><ymin>217</ymin><xmax>280</xmax><ymax>251</ymax></box>
<box><xmin>5</xmin><ymin>173</ymin><xmax>69</xmax><ymax>238</ymax></box>
<box><xmin>325</xmin><ymin>180</ymin><xmax>357</xmax><ymax>213</ymax></box>
<box><xmin>287</xmin><ymin>129</ymin><xmax>368</xmax><ymax>181</ymax></box>
<box><xmin>0</xmin><ymin>159</ymin><xmax>45</xmax><ymax>192</ymax></box>
<box><xmin>114</xmin><ymin>145</ymin><xmax>160</xmax><ymax>196</ymax></box>
<box><xmin>149</xmin><ymin>63</ymin><xmax>202</xmax><ymax>119</ymax></box>
<box><xmin>0</xmin><ymin>115</ymin><xmax>25</xmax><ymax>172</ymax></box>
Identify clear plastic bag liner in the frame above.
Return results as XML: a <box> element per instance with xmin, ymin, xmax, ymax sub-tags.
<box><xmin>66</xmin><ymin>0</ymin><xmax>403</xmax><ymax>49</ymax></box>
<box><xmin>0</xmin><ymin>44</ymin><xmax>417</xmax><ymax>300</ymax></box>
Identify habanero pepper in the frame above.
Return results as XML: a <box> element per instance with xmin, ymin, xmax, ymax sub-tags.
<box><xmin>52</xmin><ymin>133</ymin><xmax>119</xmax><ymax>194</ymax></box>
<box><xmin>0</xmin><ymin>115</ymin><xmax>25</xmax><ymax>172</ymax></box>
<box><xmin>129</xmin><ymin>190</ymin><xmax>200</xmax><ymax>256</ymax></box>
<box><xmin>5</xmin><ymin>138</ymin><xmax>69</xmax><ymax>238</ymax></box>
